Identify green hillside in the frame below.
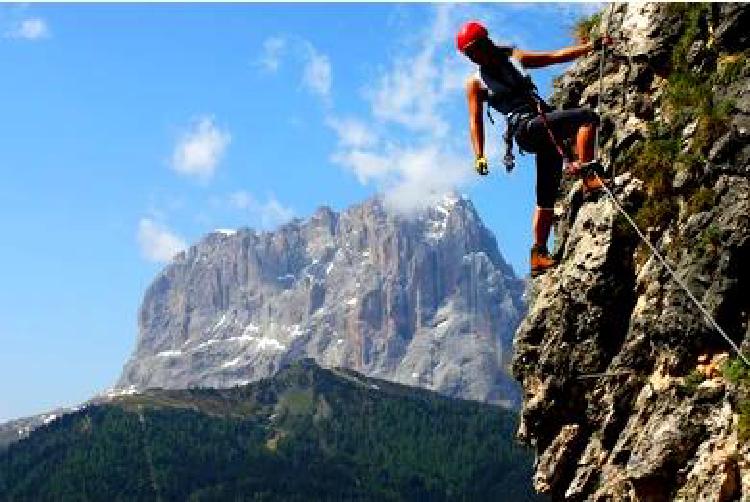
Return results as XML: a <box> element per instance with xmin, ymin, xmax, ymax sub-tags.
<box><xmin>0</xmin><ymin>360</ymin><xmax>542</xmax><ymax>501</ymax></box>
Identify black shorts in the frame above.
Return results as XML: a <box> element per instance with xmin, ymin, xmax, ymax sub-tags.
<box><xmin>514</xmin><ymin>108</ymin><xmax>599</xmax><ymax>208</ymax></box>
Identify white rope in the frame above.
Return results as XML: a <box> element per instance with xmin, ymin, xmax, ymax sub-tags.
<box><xmin>589</xmin><ymin>3</ymin><xmax>748</xmax><ymax>366</ymax></box>
<box><xmin>593</xmin><ymin>3</ymin><xmax>614</xmax><ymax>160</ymax></box>
<box><xmin>576</xmin><ymin>371</ymin><xmax>633</xmax><ymax>379</ymax></box>
<box><xmin>594</xmin><ymin>174</ymin><xmax>750</xmax><ymax>367</ymax></box>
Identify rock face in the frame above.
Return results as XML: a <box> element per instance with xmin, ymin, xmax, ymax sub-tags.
<box><xmin>0</xmin><ymin>409</ymin><xmax>69</xmax><ymax>452</ymax></box>
<box><xmin>118</xmin><ymin>194</ymin><xmax>525</xmax><ymax>406</ymax></box>
<box><xmin>514</xmin><ymin>3</ymin><xmax>750</xmax><ymax>501</ymax></box>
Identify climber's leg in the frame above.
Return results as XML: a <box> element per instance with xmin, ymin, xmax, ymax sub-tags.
<box><xmin>532</xmin><ymin>206</ymin><xmax>555</xmax><ymax>248</ymax></box>
<box><xmin>576</xmin><ymin>122</ymin><xmax>603</xmax><ymax>192</ymax></box>
<box><xmin>530</xmin><ymin>148</ymin><xmax>562</xmax><ymax>276</ymax></box>
<box><xmin>576</xmin><ymin>122</ymin><xmax>595</xmax><ymax>163</ymax></box>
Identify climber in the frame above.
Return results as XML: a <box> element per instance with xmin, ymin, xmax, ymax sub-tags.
<box><xmin>457</xmin><ymin>21</ymin><xmax>611</xmax><ymax>277</ymax></box>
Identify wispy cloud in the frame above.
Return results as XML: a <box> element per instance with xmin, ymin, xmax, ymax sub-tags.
<box><xmin>228</xmin><ymin>191</ymin><xmax>295</xmax><ymax>229</ymax></box>
<box><xmin>257</xmin><ymin>36</ymin><xmax>333</xmax><ymax>105</ymax></box>
<box><xmin>501</xmin><ymin>3</ymin><xmax>606</xmax><ymax>40</ymax></box>
<box><xmin>5</xmin><ymin>17</ymin><xmax>49</xmax><ymax>40</ymax></box>
<box><xmin>332</xmin><ymin>142</ymin><xmax>466</xmax><ymax>213</ymax></box>
<box><xmin>137</xmin><ymin>218</ymin><xmax>187</xmax><ymax>263</ymax></box>
<box><xmin>259</xmin><ymin>195</ymin><xmax>295</xmax><ymax>229</ymax></box>
<box><xmin>542</xmin><ymin>2</ymin><xmax>605</xmax><ymax>21</ymax></box>
<box><xmin>325</xmin><ymin>116</ymin><xmax>377</xmax><ymax>149</ymax></box>
<box><xmin>228</xmin><ymin>190</ymin><xmax>253</xmax><ymax>210</ymax></box>
<box><xmin>367</xmin><ymin>5</ymin><xmax>467</xmax><ymax>138</ymax></box>
<box><xmin>327</xmin><ymin>4</ymin><xmax>488</xmax><ymax>213</ymax></box>
<box><xmin>171</xmin><ymin>116</ymin><xmax>231</xmax><ymax>181</ymax></box>
<box><xmin>302</xmin><ymin>42</ymin><xmax>332</xmax><ymax>102</ymax></box>
<box><xmin>257</xmin><ymin>36</ymin><xmax>286</xmax><ymax>73</ymax></box>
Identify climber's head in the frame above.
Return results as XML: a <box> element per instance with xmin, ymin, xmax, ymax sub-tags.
<box><xmin>456</xmin><ymin>21</ymin><xmax>492</xmax><ymax>65</ymax></box>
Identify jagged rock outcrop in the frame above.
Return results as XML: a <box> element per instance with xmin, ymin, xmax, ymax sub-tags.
<box><xmin>0</xmin><ymin>409</ymin><xmax>69</xmax><ymax>451</ymax></box>
<box><xmin>118</xmin><ymin>194</ymin><xmax>525</xmax><ymax>406</ymax></box>
<box><xmin>514</xmin><ymin>3</ymin><xmax>750</xmax><ymax>501</ymax></box>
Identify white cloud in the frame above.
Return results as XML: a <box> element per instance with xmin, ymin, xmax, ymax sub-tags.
<box><xmin>331</xmin><ymin>148</ymin><xmax>393</xmax><ymax>185</ymax></box>
<box><xmin>325</xmin><ymin>116</ymin><xmax>377</xmax><ymax>149</ymax></box>
<box><xmin>545</xmin><ymin>2</ymin><xmax>606</xmax><ymax>20</ymax></box>
<box><xmin>226</xmin><ymin>191</ymin><xmax>294</xmax><ymax>230</ymax></box>
<box><xmin>367</xmin><ymin>4</ymin><xmax>470</xmax><ymax>138</ymax></box>
<box><xmin>229</xmin><ymin>190</ymin><xmax>254</xmax><ymax>210</ymax></box>
<box><xmin>499</xmin><ymin>3</ymin><xmax>606</xmax><ymax>42</ymax></box>
<box><xmin>258</xmin><ymin>36</ymin><xmax>286</xmax><ymax>73</ymax></box>
<box><xmin>258</xmin><ymin>36</ymin><xmax>332</xmax><ymax>104</ymax></box>
<box><xmin>259</xmin><ymin>196</ymin><xmax>295</xmax><ymax>229</ymax></box>
<box><xmin>328</xmin><ymin>4</ymin><xmax>486</xmax><ymax>213</ymax></box>
<box><xmin>137</xmin><ymin>218</ymin><xmax>187</xmax><ymax>263</ymax></box>
<box><xmin>332</xmin><ymin>142</ymin><xmax>467</xmax><ymax>214</ymax></box>
<box><xmin>171</xmin><ymin>116</ymin><xmax>231</xmax><ymax>181</ymax></box>
<box><xmin>5</xmin><ymin>18</ymin><xmax>49</xmax><ymax>40</ymax></box>
<box><xmin>302</xmin><ymin>43</ymin><xmax>332</xmax><ymax>101</ymax></box>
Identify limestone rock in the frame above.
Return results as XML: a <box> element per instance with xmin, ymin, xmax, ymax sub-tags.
<box><xmin>515</xmin><ymin>3</ymin><xmax>750</xmax><ymax>500</ymax></box>
<box><xmin>117</xmin><ymin>194</ymin><xmax>526</xmax><ymax>406</ymax></box>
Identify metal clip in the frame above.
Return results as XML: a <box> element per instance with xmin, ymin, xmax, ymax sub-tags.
<box><xmin>503</xmin><ymin>153</ymin><xmax>515</xmax><ymax>173</ymax></box>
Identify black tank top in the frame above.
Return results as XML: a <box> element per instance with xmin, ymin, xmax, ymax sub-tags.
<box><xmin>479</xmin><ymin>47</ymin><xmax>540</xmax><ymax>116</ymax></box>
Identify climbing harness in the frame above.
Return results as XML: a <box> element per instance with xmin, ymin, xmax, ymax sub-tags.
<box><xmin>479</xmin><ymin>45</ymin><xmax>554</xmax><ymax>173</ymax></box>
<box><xmin>587</xmin><ymin>4</ymin><xmax>750</xmax><ymax>367</ymax></box>
<box><xmin>527</xmin><ymin>7</ymin><xmax>616</xmax><ymax>174</ymax></box>
<box><xmin>536</xmin><ymin>101</ymin><xmax>568</xmax><ymax>161</ymax></box>
<box><xmin>485</xmin><ymin>108</ymin><xmax>516</xmax><ymax>173</ymax></box>
<box><xmin>533</xmin><ymin>99</ymin><xmax>579</xmax><ymax>171</ymax></box>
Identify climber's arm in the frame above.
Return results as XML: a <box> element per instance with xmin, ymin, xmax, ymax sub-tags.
<box><xmin>466</xmin><ymin>77</ymin><xmax>487</xmax><ymax>158</ymax></box>
<box><xmin>512</xmin><ymin>41</ymin><xmax>595</xmax><ymax>68</ymax></box>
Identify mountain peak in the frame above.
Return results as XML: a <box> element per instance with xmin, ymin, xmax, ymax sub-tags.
<box><xmin>118</xmin><ymin>194</ymin><xmax>525</xmax><ymax>406</ymax></box>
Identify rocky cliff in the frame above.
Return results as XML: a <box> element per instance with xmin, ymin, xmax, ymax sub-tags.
<box><xmin>513</xmin><ymin>3</ymin><xmax>750</xmax><ymax>501</ymax></box>
<box><xmin>118</xmin><ymin>194</ymin><xmax>525</xmax><ymax>406</ymax></box>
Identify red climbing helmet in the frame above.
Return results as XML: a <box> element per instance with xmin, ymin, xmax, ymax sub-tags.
<box><xmin>456</xmin><ymin>21</ymin><xmax>489</xmax><ymax>53</ymax></box>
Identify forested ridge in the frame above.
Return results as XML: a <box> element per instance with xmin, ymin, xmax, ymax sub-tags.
<box><xmin>0</xmin><ymin>360</ymin><xmax>542</xmax><ymax>501</ymax></box>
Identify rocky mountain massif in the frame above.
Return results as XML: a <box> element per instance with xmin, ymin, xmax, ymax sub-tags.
<box><xmin>118</xmin><ymin>194</ymin><xmax>525</xmax><ymax>406</ymax></box>
<box><xmin>513</xmin><ymin>3</ymin><xmax>750</xmax><ymax>501</ymax></box>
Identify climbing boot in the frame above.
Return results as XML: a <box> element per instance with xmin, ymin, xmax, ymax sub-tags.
<box><xmin>580</xmin><ymin>160</ymin><xmax>605</xmax><ymax>177</ymax></box>
<box><xmin>530</xmin><ymin>245</ymin><xmax>557</xmax><ymax>277</ymax></box>
<box><xmin>582</xmin><ymin>177</ymin><xmax>605</xmax><ymax>202</ymax></box>
<box><xmin>565</xmin><ymin>159</ymin><xmax>605</xmax><ymax>178</ymax></box>
<box><xmin>580</xmin><ymin>160</ymin><xmax>606</xmax><ymax>202</ymax></box>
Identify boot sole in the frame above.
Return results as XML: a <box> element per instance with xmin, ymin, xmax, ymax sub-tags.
<box><xmin>530</xmin><ymin>262</ymin><xmax>558</xmax><ymax>277</ymax></box>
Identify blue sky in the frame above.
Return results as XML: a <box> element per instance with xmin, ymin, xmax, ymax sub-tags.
<box><xmin>0</xmin><ymin>2</ymin><xmax>599</xmax><ymax>422</ymax></box>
